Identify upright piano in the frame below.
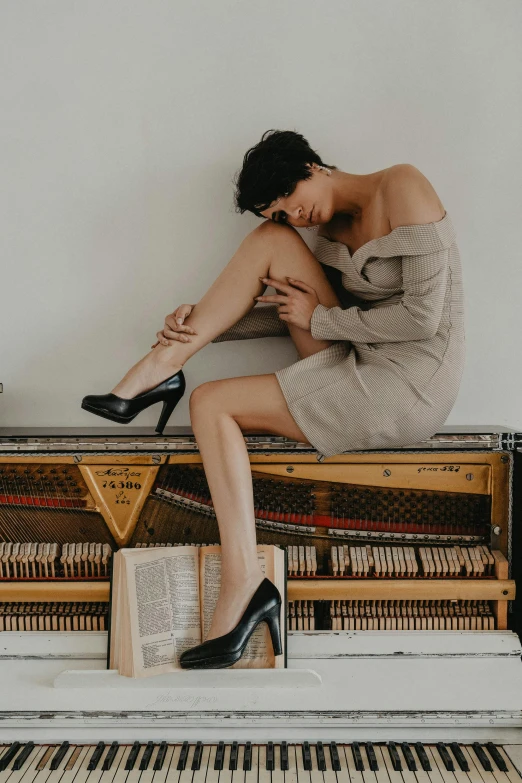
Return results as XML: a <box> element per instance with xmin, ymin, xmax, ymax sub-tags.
<box><xmin>0</xmin><ymin>424</ymin><xmax>521</xmax><ymax>780</ymax></box>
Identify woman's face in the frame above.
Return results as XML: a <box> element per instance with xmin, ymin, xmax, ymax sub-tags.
<box><xmin>258</xmin><ymin>163</ymin><xmax>335</xmax><ymax>228</ymax></box>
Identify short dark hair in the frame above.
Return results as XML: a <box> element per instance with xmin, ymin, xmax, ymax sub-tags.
<box><xmin>233</xmin><ymin>129</ymin><xmax>337</xmax><ymax>219</ymax></box>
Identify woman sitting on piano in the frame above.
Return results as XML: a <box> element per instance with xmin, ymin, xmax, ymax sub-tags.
<box><xmin>81</xmin><ymin>129</ymin><xmax>465</xmax><ymax>668</ymax></box>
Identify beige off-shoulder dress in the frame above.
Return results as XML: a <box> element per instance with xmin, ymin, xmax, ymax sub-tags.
<box><xmin>212</xmin><ymin>212</ymin><xmax>465</xmax><ymax>462</ymax></box>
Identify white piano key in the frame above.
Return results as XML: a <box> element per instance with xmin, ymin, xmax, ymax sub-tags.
<box><xmin>331</xmin><ymin>746</ymin><xmax>350</xmax><ymax>783</ymax></box>
<box><xmin>243</xmin><ymin>746</ymin><xmax>257</xmax><ymax>783</ymax></box>
<box><xmin>108</xmin><ymin>746</ymin><xmax>136</xmax><ymax>783</ymax></box>
<box><xmin>316</xmin><ymin>744</ymin><xmax>334</xmax><ymax>783</ymax></box>
<box><xmin>218</xmin><ymin>745</ymin><xmax>233</xmax><ymax>783</ymax></box>
<box><xmin>344</xmin><ymin>745</ymin><xmax>365</xmax><ymax>783</ymax></box>
<box><xmin>411</xmin><ymin>749</ymin><xmax>431</xmax><ymax>783</ymax></box>
<box><xmin>257</xmin><ymin>745</ymin><xmax>270</xmax><ymax>783</ymax></box>
<box><xmin>396</xmin><ymin>746</ymin><xmax>418</xmax><ymax>783</ymax></box>
<box><xmin>459</xmin><ymin>746</ymin><xmax>494</xmax><ymax>783</ymax></box>
<box><xmin>165</xmin><ymin>746</ymin><xmax>183</xmax><ymax>783</ymax></box>
<box><xmin>425</xmin><ymin>747</ymin><xmax>457</xmax><ymax>783</ymax></box>
<box><xmin>272</xmin><ymin>745</ymin><xmax>284</xmax><ymax>783</ymax></box>
<box><xmin>485</xmin><ymin>748</ymin><xmax>519</xmax><ymax>783</ymax></box>
<box><xmin>423</xmin><ymin>748</ymin><xmax>448</xmax><ymax>783</ymax></box>
<box><xmin>295</xmin><ymin>743</ymin><xmax>311</xmax><ymax>783</ymax></box>
<box><xmin>360</xmin><ymin>747</ymin><xmax>378</xmax><ymax>783</ymax></box>
<box><xmin>193</xmin><ymin>745</ymin><xmax>213</xmax><ymax>783</ymax></box>
<box><xmin>374</xmin><ymin>745</ymin><xmax>399</xmax><ymax>783</ymax></box>
<box><xmin>285</xmin><ymin>745</ymin><xmax>298</xmax><ymax>783</ymax></box>
<box><xmin>50</xmin><ymin>746</ymin><xmax>89</xmax><ymax>783</ymax></box>
<box><xmin>309</xmin><ymin>744</ymin><xmax>325</xmax><ymax>783</ymax></box>
<box><xmin>190</xmin><ymin>747</ymin><xmax>209</xmax><ymax>783</ymax></box>
<box><xmin>94</xmin><ymin>747</ymin><xmax>127</xmax><ymax>783</ymax></box>
<box><xmin>125</xmin><ymin>746</ymin><xmax>148</xmax><ymax>783</ymax></box>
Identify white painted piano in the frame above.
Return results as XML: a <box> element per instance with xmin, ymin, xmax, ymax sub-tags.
<box><xmin>0</xmin><ymin>426</ymin><xmax>521</xmax><ymax>777</ymax></box>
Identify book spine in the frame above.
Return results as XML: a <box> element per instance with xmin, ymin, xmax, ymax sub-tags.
<box><xmin>283</xmin><ymin>546</ymin><xmax>287</xmax><ymax>668</ymax></box>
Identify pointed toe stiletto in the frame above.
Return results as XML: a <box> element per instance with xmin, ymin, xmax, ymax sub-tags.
<box><xmin>179</xmin><ymin>577</ymin><xmax>283</xmax><ymax>669</ymax></box>
<box><xmin>81</xmin><ymin>369</ymin><xmax>186</xmax><ymax>434</ymax></box>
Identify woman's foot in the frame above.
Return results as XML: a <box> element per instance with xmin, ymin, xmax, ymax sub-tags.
<box><xmin>111</xmin><ymin>347</ymin><xmax>183</xmax><ymax>399</ymax></box>
<box><xmin>205</xmin><ymin>571</ymin><xmax>265</xmax><ymax>642</ymax></box>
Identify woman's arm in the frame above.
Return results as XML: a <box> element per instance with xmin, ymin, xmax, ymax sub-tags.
<box><xmin>310</xmin><ymin>166</ymin><xmax>450</xmax><ymax>344</ymax></box>
<box><xmin>310</xmin><ymin>246</ymin><xmax>449</xmax><ymax>343</ymax></box>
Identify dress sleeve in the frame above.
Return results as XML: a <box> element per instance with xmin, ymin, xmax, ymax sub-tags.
<box><xmin>211</xmin><ymin>304</ymin><xmax>290</xmax><ymax>343</ymax></box>
<box><xmin>310</xmin><ymin>247</ymin><xmax>450</xmax><ymax>343</ymax></box>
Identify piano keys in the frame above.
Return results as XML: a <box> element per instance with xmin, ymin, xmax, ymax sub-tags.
<box><xmin>0</xmin><ymin>741</ymin><xmax>520</xmax><ymax>782</ymax></box>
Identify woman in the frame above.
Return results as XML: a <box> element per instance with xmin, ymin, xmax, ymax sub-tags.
<box><xmin>81</xmin><ymin>129</ymin><xmax>465</xmax><ymax>668</ymax></box>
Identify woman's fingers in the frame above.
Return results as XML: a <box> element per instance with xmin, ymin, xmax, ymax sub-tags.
<box><xmin>165</xmin><ymin>317</ymin><xmax>197</xmax><ymax>334</ymax></box>
<box><xmin>259</xmin><ymin>276</ymin><xmax>294</xmax><ymax>293</ymax></box>
<box><xmin>255</xmin><ymin>293</ymin><xmax>289</xmax><ymax>304</ymax></box>
<box><xmin>163</xmin><ymin>326</ymin><xmax>192</xmax><ymax>341</ymax></box>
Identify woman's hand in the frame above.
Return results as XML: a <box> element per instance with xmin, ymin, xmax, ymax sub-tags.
<box><xmin>255</xmin><ymin>276</ymin><xmax>320</xmax><ymax>331</ymax></box>
<box><xmin>151</xmin><ymin>304</ymin><xmax>198</xmax><ymax>348</ymax></box>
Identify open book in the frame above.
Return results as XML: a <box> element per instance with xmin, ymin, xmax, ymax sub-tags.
<box><xmin>108</xmin><ymin>544</ymin><xmax>287</xmax><ymax>678</ymax></box>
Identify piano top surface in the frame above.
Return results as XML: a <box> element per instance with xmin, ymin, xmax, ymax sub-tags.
<box><xmin>0</xmin><ymin>425</ymin><xmax>520</xmax><ymax>438</ymax></box>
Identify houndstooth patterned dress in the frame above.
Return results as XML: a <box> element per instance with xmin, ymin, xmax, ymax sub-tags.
<box><xmin>212</xmin><ymin>212</ymin><xmax>465</xmax><ymax>462</ymax></box>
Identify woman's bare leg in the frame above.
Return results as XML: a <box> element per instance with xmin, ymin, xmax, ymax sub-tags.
<box><xmin>189</xmin><ymin>373</ymin><xmax>316</xmax><ymax>642</ymax></box>
<box><xmin>111</xmin><ymin>221</ymin><xmax>342</xmax><ymax>398</ymax></box>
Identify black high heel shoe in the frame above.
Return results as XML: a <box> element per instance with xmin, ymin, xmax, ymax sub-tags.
<box><xmin>81</xmin><ymin>369</ymin><xmax>185</xmax><ymax>435</ymax></box>
<box><xmin>179</xmin><ymin>577</ymin><xmax>283</xmax><ymax>669</ymax></box>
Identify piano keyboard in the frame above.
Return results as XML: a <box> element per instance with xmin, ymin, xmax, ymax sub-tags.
<box><xmin>0</xmin><ymin>742</ymin><xmax>519</xmax><ymax>783</ymax></box>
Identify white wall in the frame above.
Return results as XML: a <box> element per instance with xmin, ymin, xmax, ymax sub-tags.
<box><xmin>1</xmin><ymin>0</ymin><xmax>521</xmax><ymax>431</ymax></box>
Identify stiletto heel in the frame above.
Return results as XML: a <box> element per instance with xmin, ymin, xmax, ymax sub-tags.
<box><xmin>81</xmin><ymin>369</ymin><xmax>186</xmax><ymax>431</ymax></box>
<box><xmin>156</xmin><ymin>398</ymin><xmax>177</xmax><ymax>435</ymax></box>
<box><xmin>264</xmin><ymin>603</ymin><xmax>283</xmax><ymax>656</ymax></box>
<box><xmin>179</xmin><ymin>577</ymin><xmax>283</xmax><ymax>669</ymax></box>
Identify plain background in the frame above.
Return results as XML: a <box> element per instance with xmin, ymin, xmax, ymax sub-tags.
<box><xmin>1</xmin><ymin>0</ymin><xmax>520</xmax><ymax>433</ymax></box>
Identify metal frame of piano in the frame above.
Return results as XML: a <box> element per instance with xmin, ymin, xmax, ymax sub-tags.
<box><xmin>0</xmin><ymin>425</ymin><xmax>521</xmax><ymax>752</ymax></box>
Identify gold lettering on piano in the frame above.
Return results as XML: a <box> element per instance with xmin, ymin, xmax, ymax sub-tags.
<box><xmin>79</xmin><ymin>465</ymin><xmax>159</xmax><ymax>546</ymax></box>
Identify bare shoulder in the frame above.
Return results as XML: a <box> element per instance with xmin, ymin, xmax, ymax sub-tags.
<box><xmin>384</xmin><ymin>164</ymin><xmax>446</xmax><ymax>230</ymax></box>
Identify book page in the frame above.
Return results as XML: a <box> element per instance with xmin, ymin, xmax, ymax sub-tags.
<box><xmin>122</xmin><ymin>546</ymin><xmax>202</xmax><ymax>677</ymax></box>
<box><xmin>199</xmin><ymin>545</ymin><xmax>284</xmax><ymax>669</ymax></box>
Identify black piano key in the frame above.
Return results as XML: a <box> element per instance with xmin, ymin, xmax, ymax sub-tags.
<box><xmin>436</xmin><ymin>743</ymin><xmax>455</xmax><ymax>772</ymax></box>
<box><xmin>316</xmin><ymin>742</ymin><xmax>326</xmax><ymax>772</ymax></box>
<box><xmin>12</xmin><ymin>743</ymin><xmax>35</xmax><ymax>771</ymax></box>
<box><xmin>472</xmin><ymin>743</ymin><xmax>493</xmax><ymax>772</ymax></box>
<box><xmin>0</xmin><ymin>743</ymin><xmax>22</xmax><ymax>772</ymax></box>
<box><xmin>280</xmin><ymin>741</ymin><xmax>289</xmax><ymax>771</ymax></box>
<box><xmin>365</xmin><ymin>743</ymin><xmax>379</xmax><ymax>771</ymax></box>
<box><xmin>387</xmin><ymin>743</ymin><xmax>402</xmax><ymax>772</ymax></box>
<box><xmin>192</xmin><ymin>742</ymin><xmax>203</xmax><ymax>771</ymax></box>
<box><xmin>243</xmin><ymin>742</ymin><xmax>252</xmax><ymax>771</ymax></box>
<box><xmin>125</xmin><ymin>742</ymin><xmax>141</xmax><ymax>771</ymax></box>
<box><xmin>485</xmin><ymin>743</ymin><xmax>508</xmax><ymax>772</ymax></box>
<box><xmin>178</xmin><ymin>742</ymin><xmax>190</xmax><ymax>771</ymax></box>
<box><xmin>302</xmin><ymin>742</ymin><xmax>312</xmax><ymax>771</ymax></box>
<box><xmin>102</xmin><ymin>742</ymin><xmax>119</xmax><ymax>771</ymax></box>
<box><xmin>228</xmin><ymin>742</ymin><xmax>238</xmax><ymax>771</ymax></box>
<box><xmin>414</xmin><ymin>743</ymin><xmax>432</xmax><ymax>772</ymax></box>
<box><xmin>401</xmin><ymin>743</ymin><xmax>417</xmax><ymax>772</ymax></box>
<box><xmin>153</xmin><ymin>742</ymin><xmax>168</xmax><ymax>771</ymax></box>
<box><xmin>88</xmin><ymin>742</ymin><xmax>106</xmax><ymax>771</ymax></box>
<box><xmin>214</xmin><ymin>741</ymin><xmax>225</xmax><ymax>771</ymax></box>
<box><xmin>329</xmin><ymin>742</ymin><xmax>341</xmax><ymax>772</ymax></box>
<box><xmin>140</xmin><ymin>742</ymin><xmax>155</xmax><ymax>770</ymax></box>
<box><xmin>352</xmin><ymin>743</ymin><xmax>365</xmax><ymax>772</ymax></box>
<box><xmin>50</xmin><ymin>742</ymin><xmax>70</xmax><ymax>771</ymax></box>
<box><xmin>266</xmin><ymin>742</ymin><xmax>274</xmax><ymax>772</ymax></box>
<box><xmin>449</xmin><ymin>743</ymin><xmax>470</xmax><ymax>772</ymax></box>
